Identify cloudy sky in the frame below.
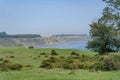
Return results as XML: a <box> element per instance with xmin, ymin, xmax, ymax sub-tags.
<box><xmin>0</xmin><ymin>0</ymin><xmax>105</xmax><ymax>36</ymax></box>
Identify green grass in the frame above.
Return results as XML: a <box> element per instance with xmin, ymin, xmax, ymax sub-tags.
<box><xmin>0</xmin><ymin>69</ymin><xmax>120</xmax><ymax>80</ymax></box>
<box><xmin>0</xmin><ymin>47</ymin><xmax>120</xmax><ymax>80</ymax></box>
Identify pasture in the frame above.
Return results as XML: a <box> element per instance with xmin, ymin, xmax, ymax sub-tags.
<box><xmin>0</xmin><ymin>47</ymin><xmax>119</xmax><ymax>80</ymax></box>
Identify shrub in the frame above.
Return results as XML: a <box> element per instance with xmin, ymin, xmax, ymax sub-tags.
<box><xmin>54</xmin><ymin>62</ymin><xmax>62</xmax><ymax>68</ymax></box>
<box><xmin>25</xmin><ymin>64</ymin><xmax>33</xmax><ymax>67</ymax></box>
<box><xmin>9</xmin><ymin>56</ymin><xmax>15</xmax><ymax>58</ymax></box>
<box><xmin>40</xmin><ymin>60</ymin><xmax>54</xmax><ymax>69</ymax></box>
<box><xmin>79</xmin><ymin>54</ymin><xmax>92</xmax><ymax>62</ymax></box>
<box><xmin>0</xmin><ymin>58</ymin><xmax>3</xmax><ymax>61</ymax></box>
<box><xmin>0</xmin><ymin>60</ymin><xmax>11</xmax><ymax>71</ymax></box>
<box><xmin>9</xmin><ymin>64</ymin><xmax>23</xmax><ymax>70</ymax></box>
<box><xmin>78</xmin><ymin>62</ymin><xmax>87</xmax><ymax>69</ymax></box>
<box><xmin>37</xmin><ymin>55</ymin><xmax>41</xmax><ymax>58</ymax></box>
<box><xmin>62</xmin><ymin>60</ymin><xmax>81</xmax><ymax>70</ymax></box>
<box><xmin>0</xmin><ymin>63</ymin><xmax>9</xmax><ymax>71</ymax></box>
<box><xmin>70</xmin><ymin>52</ymin><xmax>79</xmax><ymax>56</ymax></box>
<box><xmin>33</xmin><ymin>57</ymin><xmax>37</xmax><ymax>60</ymax></box>
<box><xmin>108</xmin><ymin>53</ymin><xmax>120</xmax><ymax>62</ymax></box>
<box><xmin>71</xmin><ymin>56</ymin><xmax>80</xmax><ymax>59</ymax></box>
<box><xmin>91</xmin><ymin>57</ymin><xmax>120</xmax><ymax>71</ymax></box>
<box><xmin>3</xmin><ymin>60</ymin><xmax>10</xmax><ymax>63</ymax></box>
<box><xmin>69</xmin><ymin>61</ymin><xmax>80</xmax><ymax>70</ymax></box>
<box><xmin>49</xmin><ymin>57</ymin><xmax>57</xmax><ymax>63</ymax></box>
<box><xmin>40</xmin><ymin>52</ymin><xmax>120</xmax><ymax>71</ymax></box>
<box><xmin>69</xmin><ymin>70</ymin><xmax>76</xmax><ymax>75</ymax></box>
<box><xmin>90</xmin><ymin>62</ymin><xmax>103</xmax><ymax>71</ymax></box>
<box><xmin>40</xmin><ymin>52</ymin><xmax>46</xmax><ymax>55</ymax></box>
<box><xmin>66</xmin><ymin>56</ymin><xmax>74</xmax><ymax>63</ymax></box>
<box><xmin>40</xmin><ymin>55</ymin><xmax>94</xmax><ymax>70</ymax></box>
<box><xmin>0</xmin><ymin>61</ymin><xmax>23</xmax><ymax>71</ymax></box>
<box><xmin>63</xmin><ymin>63</ymin><xmax>70</xmax><ymax>69</ymax></box>
<box><xmin>102</xmin><ymin>57</ymin><xmax>120</xmax><ymax>71</ymax></box>
<box><xmin>51</xmin><ymin>50</ymin><xmax>58</xmax><ymax>55</ymax></box>
<box><xmin>40</xmin><ymin>57</ymin><xmax>58</xmax><ymax>68</ymax></box>
<box><xmin>28</xmin><ymin>46</ymin><xmax>34</xmax><ymax>49</ymax></box>
<box><xmin>44</xmin><ymin>55</ymin><xmax>49</xmax><ymax>58</ymax></box>
<box><xmin>60</xmin><ymin>56</ymin><xmax>65</xmax><ymax>59</ymax></box>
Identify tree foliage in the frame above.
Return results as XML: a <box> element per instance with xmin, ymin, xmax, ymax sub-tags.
<box><xmin>0</xmin><ymin>32</ymin><xmax>41</xmax><ymax>38</ymax></box>
<box><xmin>87</xmin><ymin>22</ymin><xmax>119</xmax><ymax>54</ymax></box>
<box><xmin>100</xmin><ymin>0</ymin><xmax>120</xmax><ymax>30</ymax></box>
<box><xmin>87</xmin><ymin>0</ymin><xmax>120</xmax><ymax>54</ymax></box>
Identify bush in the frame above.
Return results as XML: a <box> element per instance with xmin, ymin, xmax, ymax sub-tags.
<box><xmin>91</xmin><ymin>57</ymin><xmax>120</xmax><ymax>71</ymax></box>
<box><xmin>51</xmin><ymin>50</ymin><xmax>58</xmax><ymax>55</ymax></box>
<box><xmin>102</xmin><ymin>57</ymin><xmax>120</xmax><ymax>71</ymax></box>
<box><xmin>70</xmin><ymin>52</ymin><xmax>79</xmax><ymax>56</ymax></box>
<box><xmin>40</xmin><ymin>60</ymin><xmax>54</xmax><ymax>69</ymax></box>
<box><xmin>69</xmin><ymin>70</ymin><xmax>76</xmax><ymax>75</ymax></box>
<box><xmin>60</xmin><ymin>56</ymin><xmax>65</xmax><ymax>59</ymax></box>
<box><xmin>3</xmin><ymin>60</ymin><xmax>10</xmax><ymax>63</ymax></box>
<box><xmin>0</xmin><ymin>61</ymin><xmax>23</xmax><ymax>71</ymax></box>
<box><xmin>40</xmin><ymin>57</ymin><xmax>58</xmax><ymax>68</ymax></box>
<box><xmin>108</xmin><ymin>53</ymin><xmax>120</xmax><ymax>62</ymax></box>
<box><xmin>49</xmin><ymin>57</ymin><xmax>57</xmax><ymax>63</ymax></box>
<box><xmin>79</xmin><ymin>54</ymin><xmax>92</xmax><ymax>62</ymax></box>
<box><xmin>33</xmin><ymin>57</ymin><xmax>37</xmax><ymax>60</ymax></box>
<box><xmin>0</xmin><ymin>58</ymin><xmax>3</xmax><ymax>61</ymax></box>
<box><xmin>9</xmin><ymin>56</ymin><xmax>15</xmax><ymax>58</ymax></box>
<box><xmin>63</xmin><ymin>60</ymin><xmax>82</xmax><ymax>70</ymax></box>
<box><xmin>40</xmin><ymin>51</ymin><xmax>120</xmax><ymax>71</ymax></box>
<box><xmin>69</xmin><ymin>61</ymin><xmax>80</xmax><ymax>70</ymax></box>
<box><xmin>37</xmin><ymin>55</ymin><xmax>41</xmax><ymax>58</ymax></box>
<box><xmin>44</xmin><ymin>55</ymin><xmax>49</xmax><ymax>58</ymax></box>
<box><xmin>25</xmin><ymin>64</ymin><xmax>33</xmax><ymax>67</ymax></box>
<box><xmin>66</xmin><ymin>56</ymin><xmax>74</xmax><ymax>63</ymax></box>
<box><xmin>63</xmin><ymin>63</ymin><xmax>70</xmax><ymax>69</ymax></box>
<box><xmin>40</xmin><ymin>55</ymin><xmax>94</xmax><ymax>70</ymax></box>
<box><xmin>28</xmin><ymin>46</ymin><xmax>34</xmax><ymax>49</ymax></box>
<box><xmin>9</xmin><ymin>64</ymin><xmax>23</xmax><ymax>70</ymax></box>
<box><xmin>40</xmin><ymin>52</ymin><xmax>46</xmax><ymax>55</ymax></box>
<box><xmin>0</xmin><ymin>63</ymin><xmax>8</xmax><ymax>71</ymax></box>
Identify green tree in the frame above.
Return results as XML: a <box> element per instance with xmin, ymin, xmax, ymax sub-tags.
<box><xmin>87</xmin><ymin>22</ymin><xmax>119</xmax><ymax>55</ymax></box>
<box><xmin>99</xmin><ymin>0</ymin><xmax>120</xmax><ymax>30</ymax></box>
<box><xmin>87</xmin><ymin>0</ymin><xmax>120</xmax><ymax>54</ymax></box>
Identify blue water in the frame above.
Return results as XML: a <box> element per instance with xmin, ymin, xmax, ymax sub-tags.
<box><xmin>36</xmin><ymin>41</ymin><xmax>88</xmax><ymax>50</ymax></box>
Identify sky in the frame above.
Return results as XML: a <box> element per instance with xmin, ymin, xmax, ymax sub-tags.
<box><xmin>0</xmin><ymin>0</ymin><xmax>105</xmax><ymax>36</ymax></box>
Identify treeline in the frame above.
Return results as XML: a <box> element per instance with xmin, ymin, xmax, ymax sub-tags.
<box><xmin>0</xmin><ymin>32</ymin><xmax>41</xmax><ymax>38</ymax></box>
<box><xmin>52</xmin><ymin>34</ymin><xmax>88</xmax><ymax>37</ymax></box>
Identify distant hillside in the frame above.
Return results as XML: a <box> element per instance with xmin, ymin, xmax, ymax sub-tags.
<box><xmin>0</xmin><ymin>32</ymin><xmax>41</xmax><ymax>38</ymax></box>
<box><xmin>0</xmin><ymin>36</ymin><xmax>90</xmax><ymax>47</ymax></box>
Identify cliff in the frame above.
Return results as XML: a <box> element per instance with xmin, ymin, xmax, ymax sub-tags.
<box><xmin>0</xmin><ymin>36</ymin><xmax>89</xmax><ymax>47</ymax></box>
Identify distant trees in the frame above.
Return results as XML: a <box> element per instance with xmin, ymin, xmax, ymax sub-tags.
<box><xmin>87</xmin><ymin>0</ymin><xmax>120</xmax><ymax>54</ymax></box>
<box><xmin>0</xmin><ymin>32</ymin><xmax>8</xmax><ymax>37</ymax></box>
<box><xmin>52</xmin><ymin>34</ymin><xmax>88</xmax><ymax>37</ymax></box>
<box><xmin>0</xmin><ymin>32</ymin><xmax>41</xmax><ymax>38</ymax></box>
<box><xmin>10</xmin><ymin>34</ymin><xmax>41</xmax><ymax>38</ymax></box>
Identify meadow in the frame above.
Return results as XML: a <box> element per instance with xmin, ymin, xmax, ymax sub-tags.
<box><xmin>0</xmin><ymin>47</ymin><xmax>120</xmax><ymax>80</ymax></box>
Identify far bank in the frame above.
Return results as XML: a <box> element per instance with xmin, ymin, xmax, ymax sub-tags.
<box><xmin>0</xmin><ymin>36</ymin><xmax>89</xmax><ymax>47</ymax></box>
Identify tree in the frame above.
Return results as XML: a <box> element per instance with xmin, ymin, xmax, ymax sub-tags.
<box><xmin>87</xmin><ymin>0</ymin><xmax>120</xmax><ymax>54</ymax></box>
<box><xmin>87</xmin><ymin>22</ymin><xmax>119</xmax><ymax>54</ymax></box>
<box><xmin>0</xmin><ymin>32</ymin><xmax>7</xmax><ymax>37</ymax></box>
<box><xmin>99</xmin><ymin>0</ymin><xmax>120</xmax><ymax>30</ymax></box>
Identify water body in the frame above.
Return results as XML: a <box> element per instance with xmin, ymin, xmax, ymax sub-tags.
<box><xmin>36</xmin><ymin>41</ymin><xmax>88</xmax><ymax>50</ymax></box>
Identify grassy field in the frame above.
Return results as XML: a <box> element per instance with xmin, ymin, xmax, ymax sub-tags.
<box><xmin>0</xmin><ymin>47</ymin><xmax>119</xmax><ymax>80</ymax></box>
